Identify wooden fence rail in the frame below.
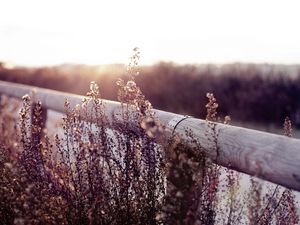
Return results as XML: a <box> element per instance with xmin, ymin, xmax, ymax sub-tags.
<box><xmin>0</xmin><ymin>80</ymin><xmax>300</xmax><ymax>191</ymax></box>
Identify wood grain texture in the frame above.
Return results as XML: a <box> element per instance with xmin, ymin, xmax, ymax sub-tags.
<box><xmin>1</xmin><ymin>80</ymin><xmax>300</xmax><ymax>191</ymax></box>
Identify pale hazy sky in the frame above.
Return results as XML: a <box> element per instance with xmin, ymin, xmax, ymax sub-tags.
<box><xmin>1</xmin><ymin>0</ymin><xmax>300</xmax><ymax>66</ymax></box>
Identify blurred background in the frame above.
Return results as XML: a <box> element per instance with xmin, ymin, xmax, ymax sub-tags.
<box><xmin>1</xmin><ymin>0</ymin><xmax>300</xmax><ymax>135</ymax></box>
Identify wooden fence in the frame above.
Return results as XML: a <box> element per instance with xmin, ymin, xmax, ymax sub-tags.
<box><xmin>0</xmin><ymin>80</ymin><xmax>300</xmax><ymax>191</ymax></box>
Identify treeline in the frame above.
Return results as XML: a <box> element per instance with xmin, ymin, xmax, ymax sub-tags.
<box><xmin>1</xmin><ymin>62</ymin><xmax>300</xmax><ymax>127</ymax></box>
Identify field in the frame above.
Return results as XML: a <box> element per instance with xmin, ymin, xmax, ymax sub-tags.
<box><xmin>0</xmin><ymin>57</ymin><xmax>300</xmax><ymax>224</ymax></box>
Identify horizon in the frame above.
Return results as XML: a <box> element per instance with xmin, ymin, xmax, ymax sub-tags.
<box><xmin>3</xmin><ymin>59</ymin><xmax>300</xmax><ymax>69</ymax></box>
<box><xmin>1</xmin><ymin>0</ymin><xmax>300</xmax><ymax>67</ymax></box>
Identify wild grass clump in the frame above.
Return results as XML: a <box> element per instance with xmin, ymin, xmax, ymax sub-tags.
<box><xmin>0</xmin><ymin>48</ymin><xmax>299</xmax><ymax>224</ymax></box>
<box><xmin>0</xmin><ymin>48</ymin><xmax>166</xmax><ymax>225</ymax></box>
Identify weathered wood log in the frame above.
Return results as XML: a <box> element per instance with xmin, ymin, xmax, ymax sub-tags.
<box><xmin>0</xmin><ymin>80</ymin><xmax>300</xmax><ymax>191</ymax></box>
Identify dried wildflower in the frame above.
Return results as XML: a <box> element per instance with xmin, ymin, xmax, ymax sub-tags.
<box><xmin>140</xmin><ymin>117</ymin><xmax>163</xmax><ymax>138</ymax></box>
<box><xmin>125</xmin><ymin>80</ymin><xmax>137</xmax><ymax>92</ymax></box>
<box><xmin>87</xmin><ymin>81</ymin><xmax>100</xmax><ymax>97</ymax></box>
<box><xmin>249</xmin><ymin>117</ymin><xmax>299</xmax><ymax>225</ymax></box>
<box><xmin>116</xmin><ymin>78</ymin><xmax>124</xmax><ymax>87</ymax></box>
<box><xmin>22</xmin><ymin>94</ymin><xmax>30</xmax><ymax>102</ymax></box>
<box><xmin>206</xmin><ymin>93</ymin><xmax>218</xmax><ymax>122</ymax></box>
<box><xmin>224</xmin><ymin>115</ymin><xmax>231</xmax><ymax>124</ymax></box>
<box><xmin>13</xmin><ymin>218</ymin><xmax>25</xmax><ymax>225</ymax></box>
<box><xmin>4</xmin><ymin>162</ymin><xmax>13</xmax><ymax>169</ymax></box>
<box><xmin>127</xmin><ymin>47</ymin><xmax>140</xmax><ymax>80</ymax></box>
<box><xmin>283</xmin><ymin>116</ymin><xmax>292</xmax><ymax>137</ymax></box>
<box><xmin>64</xmin><ymin>99</ymin><xmax>70</xmax><ymax>108</ymax></box>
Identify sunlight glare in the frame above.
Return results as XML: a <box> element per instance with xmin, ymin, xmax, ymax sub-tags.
<box><xmin>0</xmin><ymin>0</ymin><xmax>300</xmax><ymax>66</ymax></box>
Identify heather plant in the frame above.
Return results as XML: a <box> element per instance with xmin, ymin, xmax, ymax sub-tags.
<box><xmin>50</xmin><ymin>48</ymin><xmax>166</xmax><ymax>224</ymax></box>
<box><xmin>246</xmin><ymin>117</ymin><xmax>299</xmax><ymax>225</ymax></box>
<box><xmin>0</xmin><ymin>96</ymin><xmax>20</xmax><ymax>224</ymax></box>
<box><xmin>0</xmin><ymin>96</ymin><xmax>68</xmax><ymax>224</ymax></box>
<box><xmin>0</xmin><ymin>48</ymin><xmax>167</xmax><ymax>224</ymax></box>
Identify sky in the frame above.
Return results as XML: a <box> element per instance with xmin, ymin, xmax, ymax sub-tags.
<box><xmin>1</xmin><ymin>0</ymin><xmax>300</xmax><ymax>66</ymax></box>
